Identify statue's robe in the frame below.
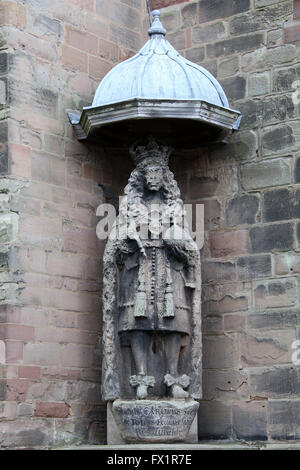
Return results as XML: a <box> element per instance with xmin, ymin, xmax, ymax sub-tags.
<box><xmin>101</xmin><ymin>201</ymin><xmax>202</xmax><ymax>400</ymax></box>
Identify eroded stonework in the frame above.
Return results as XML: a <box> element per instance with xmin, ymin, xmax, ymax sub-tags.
<box><xmin>101</xmin><ymin>137</ymin><xmax>202</xmax><ymax>442</ymax></box>
<box><xmin>102</xmin><ymin>138</ymin><xmax>202</xmax><ymax>406</ymax></box>
<box><xmin>112</xmin><ymin>399</ymin><xmax>199</xmax><ymax>443</ymax></box>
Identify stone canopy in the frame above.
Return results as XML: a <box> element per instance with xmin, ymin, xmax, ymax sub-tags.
<box><xmin>68</xmin><ymin>10</ymin><xmax>241</xmax><ymax>148</ymax></box>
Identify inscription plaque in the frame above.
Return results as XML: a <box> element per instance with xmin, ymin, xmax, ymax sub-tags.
<box><xmin>112</xmin><ymin>399</ymin><xmax>199</xmax><ymax>443</ymax></box>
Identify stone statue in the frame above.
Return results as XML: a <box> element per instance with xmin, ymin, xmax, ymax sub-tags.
<box><xmin>102</xmin><ymin>138</ymin><xmax>202</xmax><ymax>405</ymax></box>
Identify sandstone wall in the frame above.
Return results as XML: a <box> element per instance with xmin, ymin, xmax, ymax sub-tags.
<box><xmin>160</xmin><ymin>0</ymin><xmax>300</xmax><ymax>441</ymax></box>
<box><xmin>0</xmin><ymin>0</ymin><xmax>146</xmax><ymax>448</ymax></box>
<box><xmin>0</xmin><ymin>0</ymin><xmax>300</xmax><ymax>447</ymax></box>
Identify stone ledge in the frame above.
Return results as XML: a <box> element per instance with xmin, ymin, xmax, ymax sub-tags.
<box><xmin>55</xmin><ymin>440</ymin><xmax>300</xmax><ymax>450</ymax></box>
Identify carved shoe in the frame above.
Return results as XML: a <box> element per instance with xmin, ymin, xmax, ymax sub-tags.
<box><xmin>171</xmin><ymin>384</ymin><xmax>189</xmax><ymax>398</ymax></box>
<box><xmin>136</xmin><ymin>384</ymin><xmax>148</xmax><ymax>400</ymax></box>
<box><xmin>129</xmin><ymin>374</ymin><xmax>155</xmax><ymax>400</ymax></box>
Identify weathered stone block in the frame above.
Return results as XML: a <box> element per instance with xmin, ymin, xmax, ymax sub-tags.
<box><xmin>203</xmin><ymin>369</ymin><xmax>249</xmax><ymax>401</ymax></box>
<box><xmin>232</xmin><ymin>402</ymin><xmax>267</xmax><ymax>441</ymax></box>
<box><xmin>181</xmin><ymin>2</ymin><xmax>198</xmax><ymax>27</ymax></box>
<box><xmin>0</xmin><ymin>120</ymin><xmax>8</xmax><ymax>174</ymax></box>
<box><xmin>262</xmin><ymin>124</ymin><xmax>295</xmax><ymax>156</ymax></box>
<box><xmin>273</xmin><ymin>64</ymin><xmax>300</xmax><ymax>92</ymax></box>
<box><xmin>220</xmin><ymin>76</ymin><xmax>246</xmax><ymax>100</ymax></box>
<box><xmin>267</xmin><ymin>28</ymin><xmax>283</xmax><ymax>47</ymax></box>
<box><xmin>238</xmin><ymin>96</ymin><xmax>295</xmax><ymax>129</ymax></box>
<box><xmin>199</xmin><ymin>0</ymin><xmax>250</xmax><ymax>23</ymax></box>
<box><xmin>0</xmin><ymin>379</ymin><xmax>6</xmax><ymax>400</ymax></box>
<box><xmin>160</xmin><ymin>10</ymin><xmax>180</xmax><ymax>31</ymax></box>
<box><xmin>231</xmin><ymin>2</ymin><xmax>293</xmax><ymax>36</ymax></box>
<box><xmin>207</xmin><ymin>34</ymin><xmax>264</xmax><ymax>58</ymax></box>
<box><xmin>237</xmin><ymin>255</ymin><xmax>271</xmax><ymax>280</ymax></box>
<box><xmin>204</xmin><ymin>295</ymin><xmax>248</xmax><ymax>315</ymax></box>
<box><xmin>0</xmin><ymin>52</ymin><xmax>8</xmax><ymax>74</ymax></box>
<box><xmin>61</xmin><ymin>45</ymin><xmax>88</xmax><ymax>73</ymax></box>
<box><xmin>240</xmin><ymin>329</ymin><xmax>295</xmax><ymax>366</ymax></box>
<box><xmin>255</xmin><ymin>0</ymin><xmax>288</xmax><ymax>5</ymax></box>
<box><xmin>295</xmin><ymin>157</ymin><xmax>300</xmax><ymax>182</ymax></box>
<box><xmin>189</xmin><ymin>166</ymin><xmax>238</xmax><ymax>199</ymax></box>
<box><xmin>108</xmin><ymin>0</ymin><xmax>140</xmax><ymax>33</ymax></box>
<box><xmin>31</xmin><ymin>150</ymin><xmax>65</xmax><ymax>186</ymax></box>
<box><xmin>296</xmin><ymin>221</ymin><xmax>300</xmax><ymax>244</ymax></box>
<box><xmin>269</xmin><ymin>399</ymin><xmax>300</xmax><ymax>440</ymax></box>
<box><xmin>254</xmin><ymin>278</ymin><xmax>298</xmax><ymax>309</ymax></box>
<box><xmin>248</xmin><ymin>72</ymin><xmax>270</xmax><ymax>96</ymax></box>
<box><xmin>209</xmin><ymin>230</ymin><xmax>248</xmax><ymax>258</ymax></box>
<box><xmin>202</xmin><ymin>199</ymin><xmax>221</xmax><ymax>230</ymax></box>
<box><xmin>166</xmin><ymin>30</ymin><xmax>186</xmax><ymax>50</ymax></box>
<box><xmin>9</xmin><ymin>79</ymin><xmax>58</xmax><ymax>118</ymax></box>
<box><xmin>202</xmin><ymin>260</ymin><xmax>236</xmax><ymax>283</ymax></box>
<box><xmin>224</xmin><ymin>314</ymin><xmax>245</xmax><ymax>332</ymax></box>
<box><xmin>241</xmin><ymin>159</ymin><xmax>291</xmax><ymax>191</ymax></box>
<box><xmin>203</xmin><ymin>315</ymin><xmax>223</xmax><ymax>335</ymax></box>
<box><xmin>250</xmin><ymin>223</ymin><xmax>294</xmax><ymax>253</ymax></box>
<box><xmin>226</xmin><ymin>194</ymin><xmax>259</xmax><ymax>226</ymax></box>
<box><xmin>0</xmin><ymin>419</ymin><xmax>53</xmax><ymax>448</ymax></box>
<box><xmin>35</xmin><ymin>402</ymin><xmax>70</xmax><ymax>418</ymax></box>
<box><xmin>192</xmin><ymin>22</ymin><xmax>227</xmax><ymax>44</ymax></box>
<box><xmin>250</xmin><ymin>367</ymin><xmax>300</xmax><ymax>398</ymax></box>
<box><xmin>198</xmin><ymin>402</ymin><xmax>232</xmax><ymax>440</ymax></box>
<box><xmin>23</xmin><ymin>343</ymin><xmax>60</xmax><ymax>366</ymax></box>
<box><xmin>198</xmin><ymin>59</ymin><xmax>217</xmax><ymax>76</ymax></box>
<box><xmin>295</xmin><ymin>0</ymin><xmax>300</xmax><ymax>19</ymax></box>
<box><xmin>185</xmin><ymin>47</ymin><xmax>205</xmax><ymax>63</ymax></box>
<box><xmin>110</xmin><ymin>23</ymin><xmax>140</xmax><ymax>51</ymax></box>
<box><xmin>248</xmin><ymin>309</ymin><xmax>300</xmax><ymax>329</ymax></box>
<box><xmin>203</xmin><ymin>334</ymin><xmax>238</xmax><ymax>369</ymax></box>
<box><xmin>284</xmin><ymin>22</ymin><xmax>300</xmax><ymax>44</ymax></box>
<box><xmin>263</xmin><ymin>188</ymin><xmax>300</xmax><ymax>222</ymax></box>
<box><xmin>242</xmin><ymin>45</ymin><xmax>298</xmax><ymax>72</ymax></box>
<box><xmin>218</xmin><ymin>56</ymin><xmax>239</xmax><ymax>78</ymax></box>
<box><xmin>28</xmin><ymin>12</ymin><xmax>61</xmax><ymax>40</ymax></box>
<box><xmin>275</xmin><ymin>253</ymin><xmax>300</xmax><ymax>275</ymax></box>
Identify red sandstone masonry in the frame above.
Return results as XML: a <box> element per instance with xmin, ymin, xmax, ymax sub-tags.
<box><xmin>1</xmin><ymin>0</ymin><xmax>300</xmax><ymax>448</ymax></box>
<box><xmin>209</xmin><ymin>230</ymin><xmax>249</xmax><ymax>258</ymax></box>
<box><xmin>284</xmin><ymin>21</ymin><xmax>300</xmax><ymax>43</ymax></box>
<box><xmin>35</xmin><ymin>402</ymin><xmax>70</xmax><ymax>418</ymax></box>
<box><xmin>295</xmin><ymin>0</ymin><xmax>300</xmax><ymax>19</ymax></box>
<box><xmin>18</xmin><ymin>366</ymin><xmax>41</xmax><ymax>380</ymax></box>
<box><xmin>150</xmin><ymin>0</ymin><xmax>188</xmax><ymax>8</ymax></box>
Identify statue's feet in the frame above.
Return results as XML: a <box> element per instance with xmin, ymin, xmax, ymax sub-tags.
<box><xmin>171</xmin><ymin>384</ymin><xmax>189</xmax><ymax>398</ymax></box>
<box><xmin>129</xmin><ymin>374</ymin><xmax>155</xmax><ymax>400</ymax></box>
<box><xmin>136</xmin><ymin>384</ymin><xmax>148</xmax><ymax>400</ymax></box>
<box><xmin>164</xmin><ymin>373</ymin><xmax>191</xmax><ymax>398</ymax></box>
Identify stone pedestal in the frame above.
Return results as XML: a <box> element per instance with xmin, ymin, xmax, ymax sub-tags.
<box><xmin>107</xmin><ymin>399</ymin><xmax>199</xmax><ymax>444</ymax></box>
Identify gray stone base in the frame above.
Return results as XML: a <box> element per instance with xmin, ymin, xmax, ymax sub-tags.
<box><xmin>107</xmin><ymin>399</ymin><xmax>199</xmax><ymax>445</ymax></box>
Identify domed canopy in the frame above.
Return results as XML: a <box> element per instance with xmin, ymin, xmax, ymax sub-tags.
<box><xmin>92</xmin><ymin>11</ymin><xmax>229</xmax><ymax>109</ymax></box>
<box><xmin>68</xmin><ymin>10</ymin><xmax>241</xmax><ymax>147</ymax></box>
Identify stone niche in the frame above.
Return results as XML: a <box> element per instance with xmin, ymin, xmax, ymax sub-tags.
<box><xmin>69</xmin><ymin>10</ymin><xmax>240</xmax><ymax>445</ymax></box>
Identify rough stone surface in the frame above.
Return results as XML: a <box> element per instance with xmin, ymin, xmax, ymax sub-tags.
<box><xmin>226</xmin><ymin>194</ymin><xmax>259</xmax><ymax>226</ymax></box>
<box><xmin>1</xmin><ymin>0</ymin><xmax>300</xmax><ymax>448</ymax></box>
<box><xmin>241</xmin><ymin>159</ymin><xmax>291</xmax><ymax>190</ymax></box>
<box><xmin>269</xmin><ymin>400</ymin><xmax>300</xmax><ymax>440</ymax></box>
<box><xmin>232</xmin><ymin>402</ymin><xmax>267</xmax><ymax>441</ymax></box>
<box><xmin>250</xmin><ymin>223</ymin><xmax>294</xmax><ymax>253</ymax></box>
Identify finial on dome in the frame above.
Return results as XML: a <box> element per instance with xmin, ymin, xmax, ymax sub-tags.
<box><xmin>148</xmin><ymin>10</ymin><xmax>167</xmax><ymax>36</ymax></box>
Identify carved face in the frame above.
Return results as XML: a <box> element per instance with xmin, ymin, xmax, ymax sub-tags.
<box><xmin>144</xmin><ymin>166</ymin><xmax>164</xmax><ymax>192</ymax></box>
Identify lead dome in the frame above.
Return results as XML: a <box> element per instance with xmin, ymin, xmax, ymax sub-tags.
<box><xmin>92</xmin><ymin>10</ymin><xmax>229</xmax><ymax>109</ymax></box>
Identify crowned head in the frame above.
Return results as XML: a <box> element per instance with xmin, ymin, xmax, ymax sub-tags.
<box><xmin>129</xmin><ymin>136</ymin><xmax>172</xmax><ymax>170</ymax></box>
